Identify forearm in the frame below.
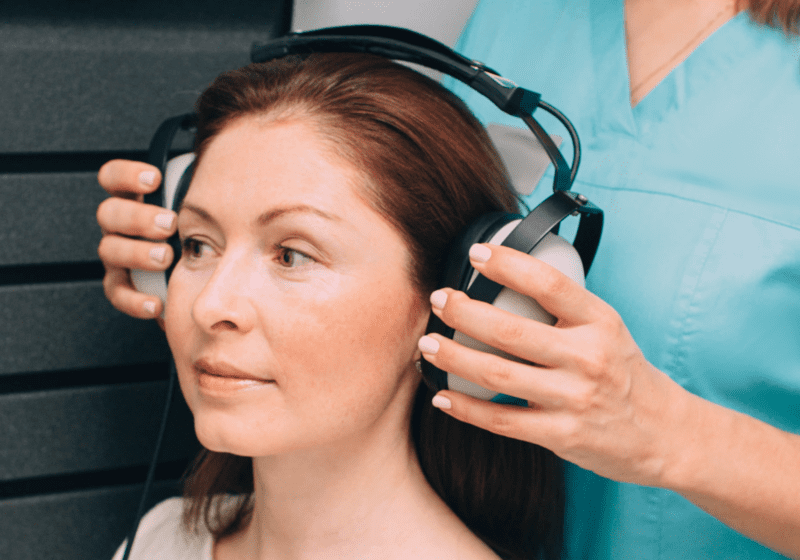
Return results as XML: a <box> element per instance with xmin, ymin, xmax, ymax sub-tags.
<box><xmin>664</xmin><ymin>390</ymin><xmax>800</xmax><ymax>559</ymax></box>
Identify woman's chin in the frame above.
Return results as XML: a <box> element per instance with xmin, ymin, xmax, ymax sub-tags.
<box><xmin>191</xmin><ymin>409</ymin><xmax>299</xmax><ymax>458</ymax></box>
<box><xmin>192</xmin><ymin>414</ymin><xmax>262</xmax><ymax>457</ymax></box>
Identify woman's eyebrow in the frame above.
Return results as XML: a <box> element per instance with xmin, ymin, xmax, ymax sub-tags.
<box><xmin>255</xmin><ymin>205</ymin><xmax>342</xmax><ymax>226</ymax></box>
<box><xmin>178</xmin><ymin>203</ymin><xmax>219</xmax><ymax>227</ymax></box>
<box><xmin>177</xmin><ymin>203</ymin><xmax>341</xmax><ymax>228</ymax></box>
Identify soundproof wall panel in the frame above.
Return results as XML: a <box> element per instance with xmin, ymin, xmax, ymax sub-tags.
<box><xmin>0</xmin><ymin>381</ymin><xmax>198</xmax><ymax>481</ymax></box>
<box><xmin>0</xmin><ymin>282</ymin><xmax>169</xmax><ymax>376</ymax></box>
<box><xmin>0</xmin><ymin>482</ymin><xmax>181</xmax><ymax>560</ymax></box>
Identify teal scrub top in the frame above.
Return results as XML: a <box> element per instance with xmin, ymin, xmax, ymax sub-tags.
<box><xmin>448</xmin><ymin>1</ymin><xmax>800</xmax><ymax>558</ymax></box>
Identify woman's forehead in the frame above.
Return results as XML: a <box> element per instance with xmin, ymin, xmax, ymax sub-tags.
<box><xmin>182</xmin><ymin>117</ymin><xmax>414</xmax><ymax>258</ymax></box>
<box><xmin>189</xmin><ymin>118</ymin><xmax>363</xmax><ymax>209</ymax></box>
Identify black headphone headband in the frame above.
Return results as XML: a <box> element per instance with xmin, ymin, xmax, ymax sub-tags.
<box><xmin>251</xmin><ymin>25</ymin><xmax>581</xmax><ymax>194</ymax></box>
<box><xmin>252</xmin><ymin>25</ymin><xmax>537</xmax><ymax>116</ymax></box>
<box><xmin>147</xmin><ymin>25</ymin><xmax>603</xmax><ymax>273</ymax></box>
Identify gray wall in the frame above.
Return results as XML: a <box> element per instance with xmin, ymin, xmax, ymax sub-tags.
<box><xmin>293</xmin><ymin>0</ymin><xmax>479</xmax><ymax>45</ymax></box>
<box><xmin>0</xmin><ymin>2</ymin><xmax>290</xmax><ymax>558</ymax></box>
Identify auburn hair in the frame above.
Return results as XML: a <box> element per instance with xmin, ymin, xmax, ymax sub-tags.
<box><xmin>181</xmin><ymin>53</ymin><xmax>564</xmax><ymax>560</ymax></box>
<box><xmin>741</xmin><ymin>0</ymin><xmax>800</xmax><ymax>33</ymax></box>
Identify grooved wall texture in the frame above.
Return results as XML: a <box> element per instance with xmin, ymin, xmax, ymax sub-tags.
<box><xmin>0</xmin><ymin>2</ymin><xmax>291</xmax><ymax>558</ymax></box>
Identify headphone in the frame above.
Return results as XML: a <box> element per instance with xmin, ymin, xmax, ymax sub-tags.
<box><xmin>122</xmin><ymin>25</ymin><xmax>603</xmax><ymax>559</ymax></box>
<box><xmin>131</xmin><ymin>24</ymin><xmax>603</xmax><ymax>406</ymax></box>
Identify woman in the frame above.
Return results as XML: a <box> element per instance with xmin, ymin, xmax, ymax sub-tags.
<box><xmin>107</xmin><ymin>54</ymin><xmax>563</xmax><ymax>560</ymax></box>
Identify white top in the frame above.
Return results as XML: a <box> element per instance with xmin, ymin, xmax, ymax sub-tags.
<box><xmin>111</xmin><ymin>498</ymin><xmax>213</xmax><ymax>560</ymax></box>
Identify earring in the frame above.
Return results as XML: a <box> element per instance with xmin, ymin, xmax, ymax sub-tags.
<box><xmin>415</xmin><ymin>360</ymin><xmax>423</xmax><ymax>374</ymax></box>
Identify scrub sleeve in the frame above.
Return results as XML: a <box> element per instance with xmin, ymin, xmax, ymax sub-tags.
<box><xmin>448</xmin><ymin>1</ymin><xmax>800</xmax><ymax>558</ymax></box>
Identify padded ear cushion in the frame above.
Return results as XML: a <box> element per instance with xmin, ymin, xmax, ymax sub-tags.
<box><xmin>164</xmin><ymin>158</ymin><xmax>195</xmax><ymax>282</ymax></box>
<box><xmin>130</xmin><ymin>153</ymin><xmax>195</xmax><ymax>305</ymax></box>
<box><xmin>421</xmin><ymin>211</ymin><xmax>521</xmax><ymax>391</ymax></box>
<box><xmin>447</xmin><ymin>211</ymin><xmax>523</xmax><ymax>293</ymax></box>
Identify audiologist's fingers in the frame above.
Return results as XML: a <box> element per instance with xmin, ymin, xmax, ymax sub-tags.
<box><xmin>468</xmin><ymin>243</ymin><xmax>608</xmax><ymax>326</ymax></box>
<box><xmin>102</xmin><ymin>266</ymin><xmax>164</xmax><ymax>319</ymax></box>
<box><xmin>419</xmin><ymin>332</ymin><xmax>568</xmax><ymax>406</ymax></box>
<box><xmin>431</xmin><ymin>389</ymin><xmax>551</xmax><ymax>445</ymax></box>
<box><xmin>98</xmin><ymin>234</ymin><xmax>174</xmax><ymax>272</ymax></box>
<box><xmin>428</xmin><ymin>288</ymin><xmax>568</xmax><ymax>368</ymax></box>
<box><xmin>98</xmin><ymin>160</ymin><xmax>162</xmax><ymax>198</ymax></box>
<box><xmin>97</xmin><ymin>197</ymin><xmax>176</xmax><ymax>239</ymax></box>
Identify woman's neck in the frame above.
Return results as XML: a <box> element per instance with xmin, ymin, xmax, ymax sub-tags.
<box><xmin>625</xmin><ymin>0</ymin><xmax>743</xmax><ymax>106</ymax></box>
<box><xmin>214</xmin><ymin>410</ymin><xmax>497</xmax><ymax>560</ymax></box>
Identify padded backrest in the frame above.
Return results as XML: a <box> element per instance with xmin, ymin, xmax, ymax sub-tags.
<box><xmin>0</xmin><ymin>2</ymin><xmax>291</xmax><ymax>558</ymax></box>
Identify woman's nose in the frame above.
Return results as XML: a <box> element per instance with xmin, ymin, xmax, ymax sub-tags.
<box><xmin>191</xmin><ymin>250</ymin><xmax>258</xmax><ymax>334</ymax></box>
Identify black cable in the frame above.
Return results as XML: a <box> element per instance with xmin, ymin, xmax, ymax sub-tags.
<box><xmin>120</xmin><ymin>360</ymin><xmax>177</xmax><ymax>560</ymax></box>
<box><xmin>537</xmin><ymin>100</ymin><xmax>581</xmax><ymax>185</ymax></box>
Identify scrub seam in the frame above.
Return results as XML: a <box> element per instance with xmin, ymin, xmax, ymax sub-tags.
<box><xmin>570</xmin><ymin>179</ymin><xmax>800</xmax><ymax>232</ymax></box>
<box><xmin>663</xmin><ymin>208</ymin><xmax>728</xmax><ymax>388</ymax></box>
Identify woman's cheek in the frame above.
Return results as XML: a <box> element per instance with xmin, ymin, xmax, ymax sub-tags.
<box><xmin>164</xmin><ymin>268</ymin><xmax>210</xmax><ymax>405</ymax></box>
<box><xmin>165</xmin><ymin>272</ymin><xmax>195</xmax><ymax>347</ymax></box>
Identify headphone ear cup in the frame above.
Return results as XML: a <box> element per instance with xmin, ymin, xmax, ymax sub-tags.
<box><xmin>421</xmin><ymin>211</ymin><xmax>520</xmax><ymax>391</ymax></box>
<box><xmin>164</xmin><ymin>155</ymin><xmax>196</xmax><ymax>282</ymax></box>
<box><xmin>421</xmin><ymin>211</ymin><xmax>586</xmax><ymax>405</ymax></box>
<box><xmin>130</xmin><ymin>153</ymin><xmax>196</xmax><ymax>308</ymax></box>
<box><xmin>440</xmin><ymin>212</ymin><xmax>522</xmax><ymax>293</ymax></box>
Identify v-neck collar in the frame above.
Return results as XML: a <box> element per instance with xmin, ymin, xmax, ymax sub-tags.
<box><xmin>590</xmin><ymin>0</ymin><xmax>636</xmax><ymax>137</ymax></box>
<box><xmin>590</xmin><ymin>0</ymin><xmax>750</xmax><ymax>138</ymax></box>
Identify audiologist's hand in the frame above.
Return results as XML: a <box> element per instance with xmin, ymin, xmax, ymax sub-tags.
<box><xmin>96</xmin><ymin>160</ymin><xmax>176</xmax><ymax>320</ymax></box>
<box><xmin>418</xmin><ymin>243</ymin><xmax>693</xmax><ymax>488</ymax></box>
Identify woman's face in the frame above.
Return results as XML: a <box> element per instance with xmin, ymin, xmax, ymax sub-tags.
<box><xmin>165</xmin><ymin>116</ymin><xmax>429</xmax><ymax>457</ymax></box>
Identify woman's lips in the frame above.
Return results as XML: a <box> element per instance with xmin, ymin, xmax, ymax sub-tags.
<box><xmin>194</xmin><ymin>358</ymin><xmax>274</xmax><ymax>394</ymax></box>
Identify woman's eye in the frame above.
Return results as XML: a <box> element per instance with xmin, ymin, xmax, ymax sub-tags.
<box><xmin>277</xmin><ymin>246</ymin><xmax>315</xmax><ymax>268</ymax></box>
<box><xmin>181</xmin><ymin>238</ymin><xmax>211</xmax><ymax>260</ymax></box>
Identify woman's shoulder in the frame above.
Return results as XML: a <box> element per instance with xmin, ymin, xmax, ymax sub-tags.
<box><xmin>111</xmin><ymin>497</ymin><xmax>213</xmax><ymax>560</ymax></box>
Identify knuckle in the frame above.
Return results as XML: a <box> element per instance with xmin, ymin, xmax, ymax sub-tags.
<box><xmin>557</xmin><ymin>417</ymin><xmax>586</xmax><ymax>452</ymax></box>
<box><xmin>602</xmin><ymin>309</ymin><xmax>626</xmax><ymax>337</ymax></box>
<box><xmin>482</xmin><ymin>359</ymin><xmax>515</xmax><ymax>390</ymax></box>
<box><xmin>570</xmin><ymin>383</ymin><xmax>596</xmax><ymax>414</ymax></box>
<box><xmin>489</xmin><ymin>318</ymin><xmax>527</xmax><ymax>348</ymax></box>
<box><xmin>484</xmin><ymin>408</ymin><xmax>515</xmax><ymax>436</ymax></box>
<box><xmin>583</xmin><ymin>354</ymin><xmax>607</xmax><ymax>379</ymax></box>
<box><xmin>540</xmin><ymin>269</ymin><xmax>571</xmax><ymax>298</ymax></box>
<box><xmin>575</xmin><ymin>340</ymin><xmax>612</xmax><ymax>378</ymax></box>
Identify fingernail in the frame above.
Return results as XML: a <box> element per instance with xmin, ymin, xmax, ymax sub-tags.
<box><xmin>143</xmin><ymin>300</ymin><xmax>157</xmax><ymax>316</ymax></box>
<box><xmin>418</xmin><ymin>335</ymin><xmax>440</xmax><ymax>355</ymax></box>
<box><xmin>430</xmin><ymin>289</ymin><xmax>447</xmax><ymax>310</ymax></box>
<box><xmin>432</xmin><ymin>394</ymin><xmax>452</xmax><ymax>410</ymax></box>
<box><xmin>154</xmin><ymin>212</ymin><xmax>175</xmax><ymax>230</ymax></box>
<box><xmin>139</xmin><ymin>170</ymin><xmax>157</xmax><ymax>186</ymax></box>
<box><xmin>469</xmin><ymin>243</ymin><xmax>492</xmax><ymax>263</ymax></box>
<box><xmin>150</xmin><ymin>246</ymin><xmax>167</xmax><ymax>264</ymax></box>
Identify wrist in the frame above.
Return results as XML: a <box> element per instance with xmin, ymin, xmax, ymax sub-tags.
<box><xmin>653</xmin><ymin>381</ymin><xmax>714</xmax><ymax>493</ymax></box>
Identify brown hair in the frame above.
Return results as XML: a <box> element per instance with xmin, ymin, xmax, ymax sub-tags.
<box><xmin>741</xmin><ymin>0</ymin><xmax>800</xmax><ymax>33</ymax></box>
<box><xmin>181</xmin><ymin>53</ymin><xmax>563</xmax><ymax>560</ymax></box>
